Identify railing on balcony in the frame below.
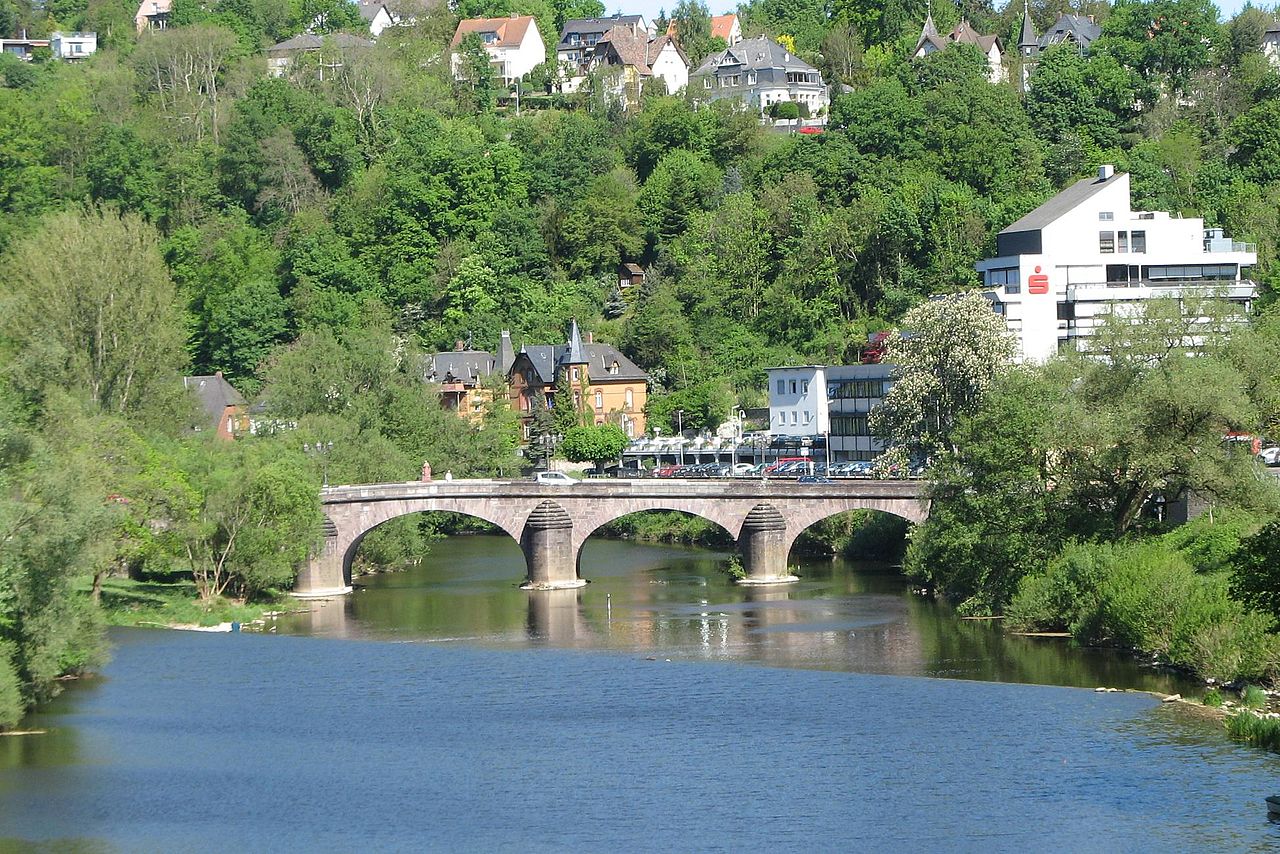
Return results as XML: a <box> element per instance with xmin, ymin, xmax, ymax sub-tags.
<box><xmin>1083</xmin><ymin>278</ymin><xmax>1258</xmax><ymax>291</ymax></box>
<box><xmin>1204</xmin><ymin>239</ymin><xmax>1257</xmax><ymax>253</ymax></box>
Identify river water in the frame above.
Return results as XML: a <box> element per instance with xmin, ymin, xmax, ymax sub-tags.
<box><xmin>4</xmin><ymin>536</ymin><xmax>1280</xmax><ymax>851</ymax></box>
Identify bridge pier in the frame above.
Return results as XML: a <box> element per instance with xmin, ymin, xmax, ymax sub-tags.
<box><xmin>520</xmin><ymin>501</ymin><xmax>584</xmax><ymax>590</ymax></box>
<box><xmin>736</xmin><ymin>503</ymin><xmax>798</xmax><ymax>585</ymax></box>
<box><xmin>293</xmin><ymin>522</ymin><xmax>352</xmax><ymax>598</ymax></box>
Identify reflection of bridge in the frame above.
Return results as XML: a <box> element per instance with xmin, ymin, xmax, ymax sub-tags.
<box><xmin>295</xmin><ymin>479</ymin><xmax>930</xmax><ymax>597</ymax></box>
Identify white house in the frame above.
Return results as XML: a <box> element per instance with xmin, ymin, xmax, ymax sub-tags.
<box><xmin>557</xmin><ymin>14</ymin><xmax>651</xmax><ymax>91</ymax></box>
<box><xmin>976</xmin><ymin>165</ymin><xmax>1259</xmax><ymax>362</ymax></box>
<box><xmin>1264</xmin><ymin>22</ymin><xmax>1280</xmax><ymax>65</ymax></box>
<box><xmin>913</xmin><ymin>14</ymin><xmax>1005</xmax><ymax>84</ymax></box>
<box><xmin>710</xmin><ymin>13</ymin><xmax>742</xmax><ymax>46</ymax></box>
<box><xmin>766</xmin><ymin>364</ymin><xmax>894</xmax><ymax>462</ymax></box>
<box><xmin>355</xmin><ymin>1</ymin><xmax>398</xmax><ymax>37</ymax></box>
<box><xmin>591</xmin><ymin>26</ymin><xmax>688</xmax><ymax>104</ymax></box>
<box><xmin>450</xmin><ymin>15</ymin><xmax>546</xmax><ymax>86</ymax></box>
<box><xmin>690</xmin><ymin>37</ymin><xmax>828</xmax><ymax>116</ymax></box>
<box><xmin>50</xmin><ymin>31</ymin><xmax>97</xmax><ymax>59</ymax></box>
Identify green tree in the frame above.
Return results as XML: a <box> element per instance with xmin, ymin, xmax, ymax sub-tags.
<box><xmin>1231</xmin><ymin>521</ymin><xmax>1280</xmax><ymax>621</ymax></box>
<box><xmin>0</xmin><ymin>208</ymin><xmax>186</xmax><ymax>416</ymax></box>
<box><xmin>1228</xmin><ymin>99</ymin><xmax>1280</xmax><ymax>185</ymax></box>
<box><xmin>560</xmin><ymin>423</ymin><xmax>628</xmax><ymax>470</ymax></box>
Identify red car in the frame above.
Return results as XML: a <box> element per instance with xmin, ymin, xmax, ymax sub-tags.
<box><xmin>652</xmin><ymin>465</ymin><xmax>682</xmax><ymax>478</ymax></box>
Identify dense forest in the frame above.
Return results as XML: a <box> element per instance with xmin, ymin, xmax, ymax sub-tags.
<box><xmin>1</xmin><ymin>0</ymin><xmax>1279</xmax><ymax>723</ymax></box>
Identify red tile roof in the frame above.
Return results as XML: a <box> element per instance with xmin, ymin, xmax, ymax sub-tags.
<box><xmin>451</xmin><ymin>15</ymin><xmax>536</xmax><ymax>48</ymax></box>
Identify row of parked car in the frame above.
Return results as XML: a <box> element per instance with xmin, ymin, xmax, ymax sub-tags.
<box><xmin>645</xmin><ymin>460</ymin><xmax>882</xmax><ymax>479</ymax></box>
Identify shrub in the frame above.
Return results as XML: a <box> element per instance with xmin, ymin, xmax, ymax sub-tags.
<box><xmin>1007</xmin><ymin>541</ymin><xmax>1110</xmax><ymax>634</ymax></box>
<box><xmin>1231</xmin><ymin>521</ymin><xmax>1280</xmax><ymax>619</ymax></box>
<box><xmin>0</xmin><ymin>642</ymin><xmax>24</xmax><ymax>730</ymax></box>
<box><xmin>769</xmin><ymin>101</ymin><xmax>800</xmax><ymax>120</ymax></box>
<box><xmin>1162</xmin><ymin>510</ymin><xmax>1263</xmax><ymax>573</ymax></box>
<box><xmin>1203</xmin><ymin>688</ymin><xmax>1224</xmax><ymax>707</ymax></box>
<box><xmin>1243</xmin><ymin>684</ymin><xmax>1268</xmax><ymax>709</ymax></box>
<box><xmin>1226</xmin><ymin>711</ymin><xmax>1280</xmax><ymax>752</ymax></box>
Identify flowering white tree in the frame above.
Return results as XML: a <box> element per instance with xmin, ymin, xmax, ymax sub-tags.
<box><xmin>870</xmin><ymin>291</ymin><xmax>1016</xmax><ymax>469</ymax></box>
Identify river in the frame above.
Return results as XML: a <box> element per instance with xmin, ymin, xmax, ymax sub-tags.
<box><xmin>3</xmin><ymin>535</ymin><xmax>1280</xmax><ymax>851</ymax></box>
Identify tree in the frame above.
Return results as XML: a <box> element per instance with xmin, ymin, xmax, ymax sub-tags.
<box><xmin>870</xmin><ymin>291</ymin><xmax>1016</xmax><ymax>466</ymax></box>
<box><xmin>551</xmin><ymin>369</ymin><xmax>582</xmax><ymax>433</ymax></box>
<box><xmin>1228</xmin><ymin>99</ymin><xmax>1280</xmax><ymax>185</ymax></box>
<box><xmin>455</xmin><ymin>32</ymin><xmax>497</xmax><ymax>113</ymax></box>
<box><xmin>1095</xmin><ymin>0</ymin><xmax>1218</xmax><ymax>92</ymax></box>
<box><xmin>0</xmin><ymin>207</ymin><xmax>186</xmax><ymax>416</ymax></box>
<box><xmin>560</xmin><ymin>423</ymin><xmax>628</xmax><ymax>470</ymax></box>
<box><xmin>1231</xmin><ymin>521</ymin><xmax>1280</xmax><ymax>621</ymax></box>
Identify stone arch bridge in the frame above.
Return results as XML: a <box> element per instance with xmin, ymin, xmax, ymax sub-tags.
<box><xmin>295</xmin><ymin>479</ymin><xmax>931</xmax><ymax>597</ymax></box>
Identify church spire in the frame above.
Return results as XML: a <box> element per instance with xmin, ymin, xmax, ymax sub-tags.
<box><xmin>1019</xmin><ymin>0</ymin><xmax>1038</xmax><ymax>49</ymax></box>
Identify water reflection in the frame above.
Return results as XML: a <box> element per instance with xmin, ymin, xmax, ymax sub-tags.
<box><xmin>277</xmin><ymin>536</ymin><xmax>1199</xmax><ymax>695</ymax></box>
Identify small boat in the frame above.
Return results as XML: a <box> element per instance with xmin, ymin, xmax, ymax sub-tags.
<box><xmin>1266</xmin><ymin>795</ymin><xmax>1280</xmax><ymax>817</ymax></box>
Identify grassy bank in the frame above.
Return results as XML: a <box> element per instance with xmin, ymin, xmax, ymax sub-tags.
<box><xmin>92</xmin><ymin>577</ymin><xmax>293</xmax><ymax>629</ymax></box>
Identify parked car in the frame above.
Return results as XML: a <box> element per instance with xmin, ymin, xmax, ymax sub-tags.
<box><xmin>652</xmin><ymin>465</ymin><xmax>681</xmax><ymax>478</ymax></box>
<box><xmin>533</xmin><ymin>471</ymin><xmax>577</xmax><ymax>486</ymax></box>
<box><xmin>732</xmin><ymin>462</ymin><xmax>756</xmax><ymax>476</ymax></box>
<box><xmin>1260</xmin><ymin>446</ymin><xmax>1280</xmax><ymax>467</ymax></box>
<box><xmin>797</xmin><ymin>475</ymin><xmax>832</xmax><ymax>483</ymax></box>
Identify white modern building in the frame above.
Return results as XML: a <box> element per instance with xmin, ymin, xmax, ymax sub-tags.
<box><xmin>766</xmin><ymin>364</ymin><xmax>894</xmax><ymax>461</ymax></box>
<box><xmin>977</xmin><ymin>166</ymin><xmax>1258</xmax><ymax>362</ymax></box>
<box><xmin>50</xmin><ymin>31</ymin><xmax>96</xmax><ymax>60</ymax></box>
<box><xmin>450</xmin><ymin>15</ymin><xmax>546</xmax><ymax>86</ymax></box>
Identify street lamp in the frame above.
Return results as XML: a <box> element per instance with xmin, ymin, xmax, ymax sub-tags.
<box><xmin>675</xmin><ymin>408</ymin><xmax>684</xmax><ymax>467</ymax></box>
<box><xmin>304</xmin><ymin>441</ymin><xmax>334</xmax><ymax>488</ymax></box>
<box><xmin>538</xmin><ymin>433</ymin><xmax>562</xmax><ymax>471</ymax></box>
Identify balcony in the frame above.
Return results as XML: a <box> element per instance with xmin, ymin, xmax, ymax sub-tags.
<box><xmin>1204</xmin><ymin>239</ymin><xmax>1257</xmax><ymax>254</ymax></box>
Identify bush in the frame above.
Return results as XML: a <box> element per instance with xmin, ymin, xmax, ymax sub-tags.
<box><xmin>1162</xmin><ymin>510</ymin><xmax>1263</xmax><ymax>573</ymax></box>
<box><xmin>1243</xmin><ymin>684</ymin><xmax>1268</xmax><ymax>709</ymax></box>
<box><xmin>1226</xmin><ymin>711</ymin><xmax>1280</xmax><ymax>751</ymax></box>
<box><xmin>1231</xmin><ymin>521</ymin><xmax>1280</xmax><ymax>618</ymax></box>
<box><xmin>0</xmin><ymin>642</ymin><xmax>25</xmax><ymax>730</ymax></box>
<box><xmin>1203</xmin><ymin>687</ymin><xmax>1224</xmax><ymax>707</ymax></box>
<box><xmin>768</xmin><ymin>101</ymin><xmax>800</xmax><ymax>120</ymax></box>
<box><xmin>1006</xmin><ymin>541</ymin><xmax>1110</xmax><ymax>634</ymax></box>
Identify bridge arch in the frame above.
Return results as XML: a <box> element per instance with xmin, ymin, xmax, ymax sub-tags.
<box><xmin>778</xmin><ymin>497</ymin><xmax>929</xmax><ymax>562</ymax></box>
<box><xmin>338</xmin><ymin>508</ymin><xmax>527</xmax><ymax>587</ymax></box>
<box><xmin>570</xmin><ymin>499</ymin><xmax>750</xmax><ymax>556</ymax></box>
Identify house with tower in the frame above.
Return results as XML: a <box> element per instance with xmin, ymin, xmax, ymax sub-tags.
<box><xmin>1016</xmin><ymin>2</ymin><xmax>1102</xmax><ymax>91</ymax></box>
<box><xmin>912</xmin><ymin>7</ymin><xmax>1005</xmax><ymax>83</ymax></box>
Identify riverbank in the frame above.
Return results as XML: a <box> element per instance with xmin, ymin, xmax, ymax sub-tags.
<box><xmin>93</xmin><ymin>577</ymin><xmax>299</xmax><ymax>631</ymax></box>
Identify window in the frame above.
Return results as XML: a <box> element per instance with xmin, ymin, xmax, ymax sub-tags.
<box><xmin>573</xmin><ymin>391</ymin><xmax>581</xmax><ymax>408</ymax></box>
<box><xmin>1118</xmin><ymin>231</ymin><xmax>1128</xmax><ymax>253</ymax></box>
<box><xmin>789</xmin><ymin>380</ymin><xmax>797</xmax><ymax>394</ymax></box>
<box><xmin>986</xmin><ymin>266</ymin><xmax>1020</xmax><ymax>294</ymax></box>
<box><xmin>776</xmin><ymin>379</ymin><xmax>785</xmax><ymax>395</ymax></box>
<box><xmin>703</xmin><ymin>77</ymin><xmax>711</xmax><ymax>89</ymax></box>
<box><xmin>595</xmin><ymin>391</ymin><xmax>603</xmax><ymax>411</ymax></box>
<box><xmin>831</xmin><ymin>414</ymin><xmax>869</xmax><ymax>436</ymax></box>
<box><xmin>571</xmin><ymin>367</ymin><xmax>579</xmax><ymax>381</ymax></box>
<box><xmin>624</xmin><ymin>388</ymin><xmax>633</xmax><ymax>410</ymax></box>
<box><xmin>801</xmin><ymin>380</ymin><xmax>809</xmax><ymax>393</ymax></box>
<box><xmin>747</xmin><ymin>71</ymin><xmax>756</xmax><ymax>85</ymax></box>
<box><xmin>790</xmin><ymin>411</ymin><xmax>798</xmax><ymax>424</ymax></box>
<box><xmin>1099</xmin><ymin>231</ymin><xmax>1115</xmax><ymax>253</ymax></box>
<box><xmin>1131</xmin><ymin>230</ymin><xmax>1146</xmax><ymax>253</ymax></box>
<box><xmin>803</xmin><ymin>411</ymin><xmax>812</xmax><ymax>424</ymax></box>
<box><xmin>829</xmin><ymin>380</ymin><xmax>886</xmax><ymax>399</ymax></box>
<box><xmin>1056</xmin><ymin>301</ymin><xmax>1075</xmax><ymax>321</ymax></box>
<box><xmin>1099</xmin><ymin>212</ymin><xmax>1114</xmax><ymax>221</ymax></box>
<box><xmin>609</xmin><ymin>361</ymin><xmax>619</xmax><ymax>375</ymax></box>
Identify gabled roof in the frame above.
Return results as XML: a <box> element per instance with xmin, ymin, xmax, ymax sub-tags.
<box><xmin>267</xmin><ymin>33</ymin><xmax>373</xmax><ymax>54</ymax></box>
<box><xmin>1267</xmin><ymin>22</ymin><xmax>1280</xmax><ymax>35</ymax></box>
<box><xmin>916</xmin><ymin>17</ymin><xmax>1001</xmax><ymax>55</ymax></box>
<box><xmin>1038</xmin><ymin>14</ymin><xmax>1101</xmax><ymax>50</ymax></box>
<box><xmin>693</xmin><ymin>36</ymin><xmax>819</xmax><ymax>75</ymax></box>
<box><xmin>515</xmin><ymin>343</ymin><xmax>649</xmax><ymax>385</ymax></box>
<box><xmin>596</xmin><ymin>27</ymin><xmax>685</xmax><ymax>75</ymax></box>
<box><xmin>184</xmin><ymin>374</ymin><xmax>245</xmax><ymax>427</ymax></box>
<box><xmin>1018</xmin><ymin>2</ymin><xmax>1037</xmax><ymax>48</ymax></box>
<box><xmin>356</xmin><ymin>2</ymin><xmax>391</xmax><ymax>24</ymax></box>
<box><xmin>451</xmin><ymin>15</ymin><xmax>537</xmax><ymax>48</ymax></box>
<box><xmin>1000</xmin><ymin>171</ymin><xmax>1120</xmax><ymax>235</ymax></box>
<box><xmin>558</xmin><ymin>14</ymin><xmax>645</xmax><ymax>49</ymax></box>
<box><xmin>709</xmin><ymin>13</ymin><xmax>738</xmax><ymax>41</ymax></box>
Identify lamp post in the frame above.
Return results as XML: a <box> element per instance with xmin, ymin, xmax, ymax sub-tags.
<box><xmin>304</xmin><ymin>441</ymin><xmax>334</xmax><ymax>488</ymax></box>
<box><xmin>675</xmin><ymin>408</ymin><xmax>684</xmax><ymax>467</ymax></box>
<box><xmin>538</xmin><ymin>432</ymin><xmax>562</xmax><ymax>471</ymax></box>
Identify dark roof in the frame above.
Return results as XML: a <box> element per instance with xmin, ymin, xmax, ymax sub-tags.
<box><xmin>1018</xmin><ymin>8</ymin><xmax>1037</xmax><ymax>48</ymax></box>
<box><xmin>1038</xmin><ymin>14</ymin><xmax>1101</xmax><ymax>50</ymax></box>
<box><xmin>267</xmin><ymin>33</ymin><xmax>373</xmax><ymax>54</ymax></box>
<box><xmin>184</xmin><ymin>374</ymin><xmax>245</xmax><ymax>427</ymax></box>
<box><xmin>693</xmin><ymin>36</ymin><xmax>819</xmax><ymax>75</ymax></box>
<box><xmin>558</xmin><ymin>14</ymin><xmax>645</xmax><ymax>49</ymax></box>
<box><xmin>1000</xmin><ymin>171</ymin><xmax>1120</xmax><ymax>235</ymax></box>
<box><xmin>515</xmin><ymin>343</ymin><xmax>648</xmax><ymax>385</ymax></box>
<box><xmin>595</xmin><ymin>27</ymin><xmax>682</xmax><ymax>75</ymax></box>
<box><xmin>428</xmin><ymin>351</ymin><xmax>496</xmax><ymax>387</ymax></box>
<box><xmin>356</xmin><ymin>1</ymin><xmax>389</xmax><ymax>23</ymax></box>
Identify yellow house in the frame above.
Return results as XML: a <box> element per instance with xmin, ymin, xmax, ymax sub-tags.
<box><xmin>507</xmin><ymin>320</ymin><xmax>648</xmax><ymax>438</ymax></box>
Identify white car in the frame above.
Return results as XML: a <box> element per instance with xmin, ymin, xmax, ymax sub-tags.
<box><xmin>1259</xmin><ymin>446</ymin><xmax>1280</xmax><ymax>467</ymax></box>
<box><xmin>533</xmin><ymin>471</ymin><xmax>577</xmax><ymax>486</ymax></box>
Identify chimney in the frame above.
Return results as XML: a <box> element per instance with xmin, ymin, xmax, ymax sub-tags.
<box><xmin>215</xmin><ymin>370</ymin><xmax>223</xmax><ymax>378</ymax></box>
<box><xmin>1098</xmin><ymin>164</ymin><xmax>1114</xmax><ymax>180</ymax></box>
<box><xmin>586</xmin><ymin>331</ymin><xmax>594</xmax><ymax>344</ymax></box>
<box><xmin>455</xmin><ymin>340</ymin><xmax>465</xmax><ymax>351</ymax></box>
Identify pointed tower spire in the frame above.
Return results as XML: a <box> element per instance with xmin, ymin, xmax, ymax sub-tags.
<box><xmin>1018</xmin><ymin>0</ymin><xmax>1038</xmax><ymax>50</ymax></box>
<box><xmin>566</xmin><ymin>317</ymin><xmax>585</xmax><ymax>364</ymax></box>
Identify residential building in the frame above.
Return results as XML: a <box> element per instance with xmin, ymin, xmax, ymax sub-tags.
<box><xmin>710</xmin><ymin>13</ymin><xmax>742</xmax><ymax>45</ymax></box>
<box><xmin>766</xmin><ymin>364</ymin><xmax>894</xmax><ymax>462</ymax></box>
<box><xmin>665</xmin><ymin>13</ymin><xmax>741</xmax><ymax>45</ymax></box>
<box><xmin>618</xmin><ymin>262</ymin><xmax>646</xmax><ymax>290</ymax></box>
<box><xmin>690</xmin><ymin>37</ymin><xmax>827</xmax><ymax>115</ymax></box>
<box><xmin>976</xmin><ymin>165</ymin><xmax>1258</xmax><ymax>363</ymax></box>
<box><xmin>184</xmin><ymin>372</ymin><xmax>248</xmax><ymax>440</ymax></box>
<box><xmin>1264</xmin><ymin>21</ymin><xmax>1280</xmax><ymax>65</ymax></box>
<box><xmin>355</xmin><ymin>1</ymin><xmax>398</xmax><ymax>36</ymax></box>
<box><xmin>450</xmin><ymin>15</ymin><xmax>545</xmax><ymax>86</ymax></box>
<box><xmin>592</xmin><ymin>26</ymin><xmax>688</xmax><ymax>104</ymax></box>
<box><xmin>557</xmin><ymin>14</ymin><xmax>650</xmax><ymax>90</ymax></box>
<box><xmin>508</xmin><ymin>321</ymin><xmax>648</xmax><ymax>439</ymax></box>
<box><xmin>912</xmin><ymin>14</ymin><xmax>1005</xmax><ymax>84</ymax></box>
<box><xmin>50</xmin><ymin>32</ymin><xmax>96</xmax><ymax>60</ymax></box>
<box><xmin>266</xmin><ymin>33</ymin><xmax>374</xmax><ymax>78</ymax></box>
<box><xmin>0</xmin><ymin>36</ymin><xmax>49</xmax><ymax>61</ymax></box>
<box><xmin>134</xmin><ymin>0</ymin><xmax>172</xmax><ymax>32</ymax></box>
<box><xmin>1017</xmin><ymin>4</ymin><xmax>1102</xmax><ymax>90</ymax></box>
<box><xmin>427</xmin><ymin>337</ymin><xmax>513</xmax><ymax>422</ymax></box>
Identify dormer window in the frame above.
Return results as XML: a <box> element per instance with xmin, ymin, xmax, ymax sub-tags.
<box><xmin>747</xmin><ymin>71</ymin><xmax>756</xmax><ymax>85</ymax></box>
<box><xmin>609</xmin><ymin>361</ymin><xmax>619</xmax><ymax>375</ymax></box>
